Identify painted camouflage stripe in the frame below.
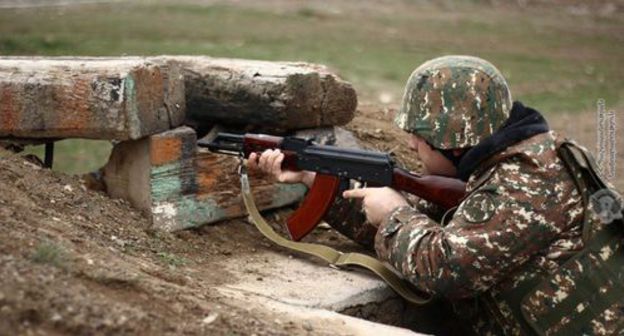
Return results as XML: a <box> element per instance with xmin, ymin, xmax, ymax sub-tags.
<box><xmin>0</xmin><ymin>58</ymin><xmax>185</xmax><ymax>140</ymax></box>
<box><xmin>146</xmin><ymin>127</ymin><xmax>308</xmax><ymax>231</ymax></box>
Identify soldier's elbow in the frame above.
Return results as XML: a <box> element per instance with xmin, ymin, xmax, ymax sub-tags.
<box><xmin>404</xmin><ymin>255</ymin><xmax>492</xmax><ymax>299</ymax></box>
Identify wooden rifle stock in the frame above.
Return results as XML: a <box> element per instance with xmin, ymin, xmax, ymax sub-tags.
<box><xmin>391</xmin><ymin>168</ymin><xmax>466</xmax><ymax>210</ymax></box>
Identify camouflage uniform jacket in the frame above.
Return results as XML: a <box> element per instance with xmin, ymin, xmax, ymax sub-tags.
<box><xmin>325</xmin><ymin>130</ymin><xmax>623</xmax><ymax>335</ymax></box>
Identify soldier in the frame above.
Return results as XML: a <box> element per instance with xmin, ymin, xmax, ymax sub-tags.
<box><xmin>249</xmin><ymin>55</ymin><xmax>624</xmax><ymax>335</ymax></box>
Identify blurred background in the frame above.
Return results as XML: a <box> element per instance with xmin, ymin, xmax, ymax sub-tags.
<box><xmin>1</xmin><ymin>0</ymin><xmax>622</xmax><ymax>175</ymax></box>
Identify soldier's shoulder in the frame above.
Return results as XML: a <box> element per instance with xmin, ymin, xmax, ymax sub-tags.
<box><xmin>498</xmin><ymin>130</ymin><xmax>560</xmax><ymax>161</ymax></box>
<box><xmin>465</xmin><ymin>131</ymin><xmax>577</xmax><ymax>210</ymax></box>
<box><xmin>468</xmin><ymin>131</ymin><xmax>563</xmax><ymax>186</ymax></box>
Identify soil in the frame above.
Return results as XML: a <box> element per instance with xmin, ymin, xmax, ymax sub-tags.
<box><xmin>1</xmin><ymin>103</ymin><xmax>621</xmax><ymax>336</ymax></box>
<box><xmin>0</xmin><ymin>105</ymin><xmax>400</xmax><ymax>336</ymax></box>
<box><xmin>0</xmin><ymin>152</ymin><xmax>261</xmax><ymax>335</ymax></box>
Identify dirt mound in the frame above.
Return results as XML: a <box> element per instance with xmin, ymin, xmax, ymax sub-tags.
<box><xmin>0</xmin><ymin>151</ymin><xmax>336</xmax><ymax>335</ymax></box>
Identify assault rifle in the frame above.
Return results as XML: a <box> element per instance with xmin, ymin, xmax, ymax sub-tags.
<box><xmin>199</xmin><ymin>132</ymin><xmax>467</xmax><ymax>241</ymax></box>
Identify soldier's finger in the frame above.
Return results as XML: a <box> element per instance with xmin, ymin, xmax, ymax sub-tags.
<box><xmin>248</xmin><ymin>153</ymin><xmax>259</xmax><ymax>170</ymax></box>
<box><xmin>343</xmin><ymin>188</ymin><xmax>368</xmax><ymax>199</ymax></box>
<box><xmin>268</xmin><ymin>149</ymin><xmax>281</xmax><ymax>166</ymax></box>
<box><xmin>258</xmin><ymin>149</ymin><xmax>273</xmax><ymax>172</ymax></box>
<box><xmin>264</xmin><ymin>150</ymin><xmax>279</xmax><ymax>174</ymax></box>
<box><xmin>271</xmin><ymin>152</ymin><xmax>284</xmax><ymax>176</ymax></box>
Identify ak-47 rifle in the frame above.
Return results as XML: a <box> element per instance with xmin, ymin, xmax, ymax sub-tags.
<box><xmin>199</xmin><ymin>132</ymin><xmax>467</xmax><ymax>241</ymax></box>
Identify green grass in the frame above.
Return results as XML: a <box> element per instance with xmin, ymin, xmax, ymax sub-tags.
<box><xmin>1</xmin><ymin>2</ymin><xmax>623</xmax><ymax>173</ymax></box>
<box><xmin>31</xmin><ymin>240</ymin><xmax>66</xmax><ymax>268</ymax></box>
<box><xmin>156</xmin><ymin>251</ymin><xmax>187</xmax><ymax>268</ymax></box>
<box><xmin>24</xmin><ymin>139</ymin><xmax>112</xmax><ymax>174</ymax></box>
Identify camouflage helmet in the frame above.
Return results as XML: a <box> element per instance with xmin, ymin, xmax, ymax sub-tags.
<box><xmin>395</xmin><ymin>55</ymin><xmax>512</xmax><ymax>149</ymax></box>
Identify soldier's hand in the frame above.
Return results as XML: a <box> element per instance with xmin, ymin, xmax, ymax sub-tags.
<box><xmin>342</xmin><ymin>187</ymin><xmax>409</xmax><ymax>227</ymax></box>
<box><xmin>248</xmin><ymin>149</ymin><xmax>316</xmax><ymax>188</ymax></box>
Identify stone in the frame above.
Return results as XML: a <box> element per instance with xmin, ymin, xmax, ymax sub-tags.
<box><xmin>215</xmin><ymin>250</ymin><xmax>423</xmax><ymax>336</ymax></box>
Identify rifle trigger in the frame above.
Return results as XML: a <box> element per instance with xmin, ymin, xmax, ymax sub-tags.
<box><xmin>337</xmin><ymin>178</ymin><xmax>350</xmax><ymax>195</ymax></box>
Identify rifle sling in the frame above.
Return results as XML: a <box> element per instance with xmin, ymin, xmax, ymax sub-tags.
<box><xmin>240</xmin><ymin>170</ymin><xmax>431</xmax><ymax>305</ymax></box>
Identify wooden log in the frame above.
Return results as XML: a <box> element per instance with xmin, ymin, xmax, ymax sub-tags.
<box><xmin>0</xmin><ymin>57</ymin><xmax>185</xmax><ymax>140</ymax></box>
<box><xmin>160</xmin><ymin>56</ymin><xmax>357</xmax><ymax>132</ymax></box>
<box><xmin>103</xmin><ymin>126</ymin><xmax>306</xmax><ymax>231</ymax></box>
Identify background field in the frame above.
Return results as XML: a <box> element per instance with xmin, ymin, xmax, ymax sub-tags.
<box><xmin>1</xmin><ymin>0</ymin><xmax>623</xmax><ymax>182</ymax></box>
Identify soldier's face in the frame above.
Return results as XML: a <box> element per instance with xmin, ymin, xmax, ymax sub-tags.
<box><xmin>408</xmin><ymin>134</ymin><xmax>458</xmax><ymax>177</ymax></box>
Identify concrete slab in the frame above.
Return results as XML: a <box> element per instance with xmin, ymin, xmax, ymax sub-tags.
<box><xmin>214</xmin><ymin>250</ymin><xmax>427</xmax><ymax>335</ymax></box>
<box><xmin>220</xmin><ymin>250</ymin><xmax>395</xmax><ymax>312</ymax></box>
<box><xmin>219</xmin><ymin>286</ymin><xmax>424</xmax><ymax>336</ymax></box>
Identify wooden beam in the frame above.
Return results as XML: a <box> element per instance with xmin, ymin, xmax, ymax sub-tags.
<box><xmin>162</xmin><ymin>56</ymin><xmax>357</xmax><ymax>132</ymax></box>
<box><xmin>0</xmin><ymin>57</ymin><xmax>186</xmax><ymax>140</ymax></box>
<box><xmin>103</xmin><ymin>126</ymin><xmax>306</xmax><ymax>231</ymax></box>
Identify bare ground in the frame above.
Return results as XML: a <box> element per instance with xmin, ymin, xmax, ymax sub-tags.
<box><xmin>0</xmin><ymin>150</ymin><xmax>364</xmax><ymax>335</ymax></box>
